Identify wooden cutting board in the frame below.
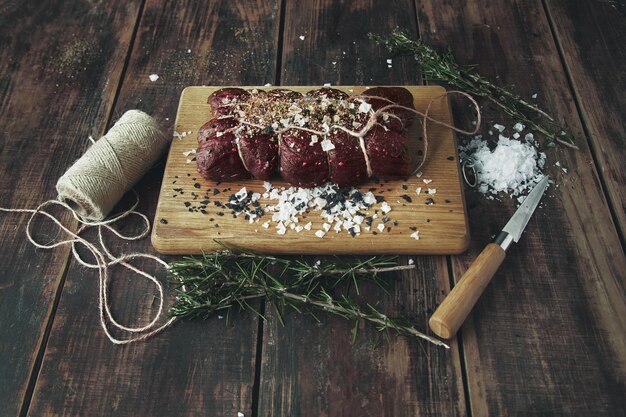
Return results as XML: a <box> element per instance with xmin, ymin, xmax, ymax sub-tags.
<box><xmin>152</xmin><ymin>86</ymin><xmax>469</xmax><ymax>255</ymax></box>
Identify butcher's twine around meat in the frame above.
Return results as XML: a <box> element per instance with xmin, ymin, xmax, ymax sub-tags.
<box><xmin>56</xmin><ymin>110</ymin><xmax>169</xmax><ymax>221</ymax></box>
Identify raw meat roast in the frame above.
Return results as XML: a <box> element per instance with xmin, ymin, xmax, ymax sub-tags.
<box><xmin>196</xmin><ymin>87</ymin><xmax>415</xmax><ymax>187</ymax></box>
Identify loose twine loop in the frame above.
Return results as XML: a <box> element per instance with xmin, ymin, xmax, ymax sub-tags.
<box><xmin>1</xmin><ymin>110</ymin><xmax>175</xmax><ymax>345</ymax></box>
<box><xmin>0</xmin><ymin>92</ymin><xmax>481</xmax><ymax>345</ymax></box>
<box><xmin>0</xmin><ymin>195</ymin><xmax>176</xmax><ymax>344</ymax></box>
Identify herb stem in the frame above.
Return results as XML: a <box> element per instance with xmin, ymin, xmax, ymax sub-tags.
<box><xmin>369</xmin><ymin>29</ymin><xmax>578</xmax><ymax>149</ymax></box>
<box><xmin>282</xmin><ymin>291</ymin><xmax>449</xmax><ymax>348</ymax></box>
<box><xmin>169</xmin><ymin>250</ymin><xmax>445</xmax><ymax>347</ymax></box>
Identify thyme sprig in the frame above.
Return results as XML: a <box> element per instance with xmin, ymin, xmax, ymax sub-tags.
<box><xmin>168</xmin><ymin>249</ymin><xmax>448</xmax><ymax>348</ymax></box>
<box><xmin>369</xmin><ymin>28</ymin><xmax>578</xmax><ymax>149</ymax></box>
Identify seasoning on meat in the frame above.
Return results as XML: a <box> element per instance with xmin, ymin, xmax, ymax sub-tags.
<box><xmin>196</xmin><ymin>87</ymin><xmax>417</xmax><ymax>187</ymax></box>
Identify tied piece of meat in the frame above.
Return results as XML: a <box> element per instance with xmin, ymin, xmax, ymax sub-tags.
<box><xmin>196</xmin><ymin>86</ymin><xmax>416</xmax><ymax>187</ymax></box>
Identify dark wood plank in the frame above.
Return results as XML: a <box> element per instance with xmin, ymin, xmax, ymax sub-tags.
<box><xmin>544</xmin><ymin>0</ymin><xmax>626</xmax><ymax>244</ymax></box>
<box><xmin>257</xmin><ymin>1</ymin><xmax>468</xmax><ymax>416</ymax></box>
<box><xmin>417</xmin><ymin>1</ymin><xmax>626</xmax><ymax>416</ymax></box>
<box><xmin>0</xmin><ymin>1</ymin><xmax>142</xmax><ymax>415</ymax></box>
<box><xmin>26</xmin><ymin>1</ymin><xmax>281</xmax><ymax>416</ymax></box>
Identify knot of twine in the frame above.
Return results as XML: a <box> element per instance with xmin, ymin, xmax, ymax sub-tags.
<box><xmin>1</xmin><ymin>110</ymin><xmax>175</xmax><ymax>345</ymax></box>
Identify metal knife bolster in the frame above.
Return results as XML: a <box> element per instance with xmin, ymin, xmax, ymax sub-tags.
<box><xmin>493</xmin><ymin>230</ymin><xmax>515</xmax><ymax>251</ymax></box>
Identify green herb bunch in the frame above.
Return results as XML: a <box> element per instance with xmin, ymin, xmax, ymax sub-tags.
<box><xmin>169</xmin><ymin>248</ymin><xmax>448</xmax><ymax>348</ymax></box>
<box><xmin>369</xmin><ymin>28</ymin><xmax>577</xmax><ymax>149</ymax></box>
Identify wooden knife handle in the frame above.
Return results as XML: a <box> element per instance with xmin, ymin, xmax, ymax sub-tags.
<box><xmin>429</xmin><ymin>243</ymin><xmax>506</xmax><ymax>339</ymax></box>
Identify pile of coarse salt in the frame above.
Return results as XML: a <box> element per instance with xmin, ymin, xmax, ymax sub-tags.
<box><xmin>227</xmin><ymin>181</ymin><xmax>394</xmax><ymax>238</ymax></box>
<box><xmin>459</xmin><ymin>123</ymin><xmax>546</xmax><ymax>201</ymax></box>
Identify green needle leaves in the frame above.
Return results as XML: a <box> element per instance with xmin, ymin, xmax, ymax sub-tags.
<box><xmin>168</xmin><ymin>248</ymin><xmax>448</xmax><ymax>348</ymax></box>
<box><xmin>369</xmin><ymin>28</ymin><xmax>577</xmax><ymax>149</ymax></box>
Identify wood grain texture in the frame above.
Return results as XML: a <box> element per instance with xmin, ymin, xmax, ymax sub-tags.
<box><xmin>257</xmin><ymin>1</ymin><xmax>468</xmax><ymax>416</ymax></box>
<box><xmin>152</xmin><ymin>85</ymin><xmax>469</xmax><ymax>255</ymax></box>
<box><xmin>418</xmin><ymin>0</ymin><xmax>626</xmax><ymax>415</ymax></box>
<box><xmin>429</xmin><ymin>243</ymin><xmax>506</xmax><ymax>339</ymax></box>
<box><xmin>0</xmin><ymin>1</ymin><xmax>142</xmax><ymax>415</ymax></box>
<box><xmin>26</xmin><ymin>1</ymin><xmax>280</xmax><ymax>416</ymax></box>
<box><xmin>544</xmin><ymin>0</ymin><xmax>626</xmax><ymax>243</ymax></box>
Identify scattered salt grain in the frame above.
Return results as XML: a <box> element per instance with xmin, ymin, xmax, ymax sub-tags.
<box><xmin>299</xmin><ymin>35</ymin><xmax>305</xmax><ymax>40</ymax></box>
<box><xmin>315</xmin><ymin>230</ymin><xmax>326</xmax><ymax>238</ymax></box>
<box><xmin>358</xmin><ymin>101</ymin><xmax>372</xmax><ymax>113</ymax></box>
<box><xmin>422</xmin><ymin>179</ymin><xmax>433</xmax><ymax>185</ymax></box>
<box><xmin>532</xmin><ymin>93</ymin><xmax>538</xmax><ymax>99</ymax></box>
<box><xmin>493</xmin><ymin>123</ymin><xmax>505</xmax><ymax>132</ymax></box>
<box><xmin>410</xmin><ymin>231</ymin><xmax>420</xmax><ymax>240</ymax></box>
<box><xmin>408</xmin><ymin>258</ymin><xmax>414</xmax><ymax>265</ymax></box>
<box><xmin>513</xmin><ymin>122</ymin><xmax>525</xmax><ymax>132</ymax></box>
<box><xmin>377</xmin><ymin>223</ymin><xmax>385</xmax><ymax>232</ymax></box>
<box><xmin>513</xmin><ymin>132</ymin><xmax>520</xmax><ymax>139</ymax></box>
<box><xmin>427</xmin><ymin>188</ymin><xmax>436</xmax><ymax>194</ymax></box>
<box><xmin>182</xmin><ymin>149</ymin><xmax>196</xmax><ymax>157</ymax></box>
<box><xmin>386</xmin><ymin>59</ymin><xmax>392</xmax><ymax>64</ymax></box>
<box><xmin>264</xmin><ymin>83</ymin><xmax>272</xmax><ymax>87</ymax></box>
<box><xmin>381</xmin><ymin>202</ymin><xmax>391</xmax><ymax>214</ymax></box>
<box><xmin>320</xmin><ymin>138</ymin><xmax>335</xmax><ymax>151</ymax></box>
<box><xmin>323</xmin><ymin>83</ymin><xmax>331</xmax><ymax>87</ymax></box>
<box><xmin>415</xmin><ymin>171</ymin><xmax>423</xmax><ymax>178</ymax></box>
<box><xmin>415</xmin><ymin>187</ymin><xmax>422</xmax><ymax>195</ymax></box>
<box><xmin>238</xmin><ymin>413</ymin><xmax>245</xmax><ymax>417</ymax></box>
<box><xmin>187</xmin><ymin>49</ymin><xmax>192</xmax><ymax>53</ymax></box>
<box><xmin>524</xmin><ymin>133</ymin><xmax>534</xmax><ymax>142</ymax></box>
<box><xmin>149</xmin><ymin>74</ymin><xmax>159</xmax><ymax>82</ymax></box>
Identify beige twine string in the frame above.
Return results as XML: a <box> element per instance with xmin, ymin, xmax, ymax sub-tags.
<box><xmin>56</xmin><ymin>110</ymin><xmax>170</xmax><ymax>221</ymax></box>
<box><xmin>0</xmin><ymin>110</ymin><xmax>176</xmax><ymax>345</ymax></box>
<box><xmin>231</xmin><ymin>90</ymin><xmax>481</xmax><ymax>178</ymax></box>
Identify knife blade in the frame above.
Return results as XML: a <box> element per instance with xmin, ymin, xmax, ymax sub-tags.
<box><xmin>429</xmin><ymin>176</ymin><xmax>550</xmax><ymax>339</ymax></box>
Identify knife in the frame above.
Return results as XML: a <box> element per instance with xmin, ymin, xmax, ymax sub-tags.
<box><xmin>429</xmin><ymin>175</ymin><xmax>550</xmax><ymax>339</ymax></box>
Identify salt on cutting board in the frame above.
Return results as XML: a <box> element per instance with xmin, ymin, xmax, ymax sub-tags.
<box><xmin>152</xmin><ymin>86</ymin><xmax>469</xmax><ymax>255</ymax></box>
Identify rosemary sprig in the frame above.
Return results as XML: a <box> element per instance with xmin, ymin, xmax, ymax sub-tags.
<box><xmin>168</xmin><ymin>250</ymin><xmax>448</xmax><ymax>348</ymax></box>
<box><xmin>369</xmin><ymin>28</ymin><xmax>578</xmax><ymax>149</ymax></box>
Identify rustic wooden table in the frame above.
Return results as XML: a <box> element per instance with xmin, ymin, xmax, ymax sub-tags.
<box><xmin>1</xmin><ymin>1</ymin><xmax>625</xmax><ymax>416</ymax></box>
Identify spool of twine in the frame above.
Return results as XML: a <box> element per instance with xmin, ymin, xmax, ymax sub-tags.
<box><xmin>56</xmin><ymin>110</ymin><xmax>168</xmax><ymax>221</ymax></box>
